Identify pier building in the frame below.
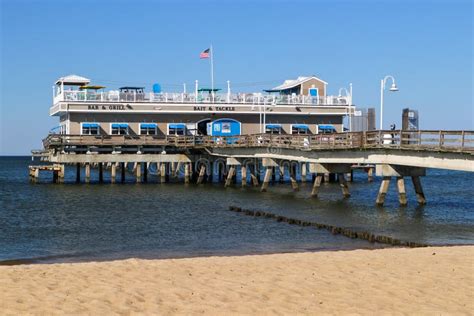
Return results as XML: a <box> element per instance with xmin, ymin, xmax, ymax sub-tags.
<box><xmin>51</xmin><ymin>75</ymin><xmax>352</xmax><ymax>137</ymax></box>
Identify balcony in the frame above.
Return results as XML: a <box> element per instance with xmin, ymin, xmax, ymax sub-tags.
<box><xmin>54</xmin><ymin>90</ymin><xmax>351</xmax><ymax>107</ymax></box>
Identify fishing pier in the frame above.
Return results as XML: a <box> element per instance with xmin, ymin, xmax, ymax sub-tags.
<box><xmin>31</xmin><ymin>130</ymin><xmax>474</xmax><ymax>206</ymax></box>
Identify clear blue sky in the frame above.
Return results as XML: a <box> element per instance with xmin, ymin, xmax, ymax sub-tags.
<box><xmin>1</xmin><ymin>0</ymin><xmax>472</xmax><ymax>155</ymax></box>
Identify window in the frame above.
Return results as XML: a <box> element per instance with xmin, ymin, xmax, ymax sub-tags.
<box><xmin>111</xmin><ymin>123</ymin><xmax>128</xmax><ymax>135</ymax></box>
<box><xmin>265</xmin><ymin>124</ymin><xmax>282</xmax><ymax>134</ymax></box>
<box><xmin>81</xmin><ymin>123</ymin><xmax>100</xmax><ymax>135</ymax></box>
<box><xmin>140</xmin><ymin>123</ymin><xmax>158</xmax><ymax>135</ymax></box>
<box><xmin>292</xmin><ymin>124</ymin><xmax>309</xmax><ymax>135</ymax></box>
<box><xmin>168</xmin><ymin>123</ymin><xmax>186</xmax><ymax>136</ymax></box>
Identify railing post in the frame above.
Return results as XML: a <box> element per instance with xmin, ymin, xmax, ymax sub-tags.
<box><xmin>461</xmin><ymin>131</ymin><xmax>465</xmax><ymax>149</ymax></box>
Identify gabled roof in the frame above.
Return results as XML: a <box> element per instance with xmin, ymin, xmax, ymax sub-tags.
<box><xmin>270</xmin><ymin>76</ymin><xmax>328</xmax><ymax>91</ymax></box>
<box><xmin>56</xmin><ymin>74</ymin><xmax>90</xmax><ymax>85</ymax></box>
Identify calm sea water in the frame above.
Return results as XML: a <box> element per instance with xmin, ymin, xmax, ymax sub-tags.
<box><xmin>0</xmin><ymin>156</ymin><xmax>473</xmax><ymax>263</ymax></box>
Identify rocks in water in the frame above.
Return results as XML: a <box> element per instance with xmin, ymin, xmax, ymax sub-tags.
<box><xmin>227</xmin><ymin>205</ymin><xmax>428</xmax><ymax>248</ymax></box>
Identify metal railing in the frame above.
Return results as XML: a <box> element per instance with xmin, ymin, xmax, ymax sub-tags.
<box><xmin>43</xmin><ymin>130</ymin><xmax>474</xmax><ymax>154</ymax></box>
<box><xmin>55</xmin><ymin>91</ymin><xmax>350</xmax><ymax>106</ymax></box>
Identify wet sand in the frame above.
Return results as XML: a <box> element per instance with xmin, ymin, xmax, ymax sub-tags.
<box><xmin>1</xmin><ymin>246</ymin><xmax>473</xmax><ymax>315</ymax></box>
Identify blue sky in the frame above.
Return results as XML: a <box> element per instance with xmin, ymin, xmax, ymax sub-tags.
<box><xmin>0</xmin><ymin>0</ymin><xmax>472</xmax><ymax>154</ymax></box>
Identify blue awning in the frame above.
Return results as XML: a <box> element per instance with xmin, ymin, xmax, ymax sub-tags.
<box><xmin>82</xmin><ymin>123</ymin><xmax>99</xmax><ymax>128</ymax></box>
<box><xmin>140</xmin><ymin>123</ymin><xmax>157</xmax><ymax>129</ymax></box>
<box><xmin>111</xmin><ymin>123</ymin><xmax>129</xmax><ymax>128</ymax></box>
<box><xmin>266</xmin><ymin>124</ymin><xmax>282</xmax><ymax>129</ymax></box>
<box><xmin>169</xmin><ymin>123</ymin><xmax>186</xmax><ymax>129</ymax></box>
<box><xmin>292</xmin><ymin>124</ymin><xmax>309</xmax><ymax>130</ymax></box>
<box><xmin>318</xmin><ymin>124</ymin><xmax>336</xmax><ymax>131</ymax></box>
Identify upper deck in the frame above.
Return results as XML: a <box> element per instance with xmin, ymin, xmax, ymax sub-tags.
<box><xmin>50</xmin><ymin>75</ymin><xmax>353</xmax><ymax>116</ymax></box>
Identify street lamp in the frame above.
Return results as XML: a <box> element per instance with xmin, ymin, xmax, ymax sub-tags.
<box><xmin>380</xmin><ymin>75</ymin><xmax>398</xmax><ymax>130</ymax></box>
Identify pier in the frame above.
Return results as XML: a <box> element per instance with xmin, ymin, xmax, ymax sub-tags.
<box><xmin>30</xmin><ymin>129</ymin><xmax>473</xmax><ymax>206</ymax></box>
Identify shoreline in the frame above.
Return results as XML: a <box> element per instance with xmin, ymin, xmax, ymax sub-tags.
<box><xmin>1</xmin><ymin>245</ymin><xmax>472</xmax><ymax>314</ymax></box>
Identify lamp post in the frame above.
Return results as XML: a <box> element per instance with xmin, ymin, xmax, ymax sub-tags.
<box><xmin>380</xmin><ymin>75</ymin><xmax>399</xmax><ymax>130</ymax></box>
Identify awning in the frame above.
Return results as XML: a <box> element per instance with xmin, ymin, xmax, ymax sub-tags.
<box><xmin>79</xmin><ymin>85</ymin><xmax>106</xmax><ymax>90</ymax></box>
<box><xmin>266</xmin><ymin>124</ymin><xmax>282</xmax><ymax>129</ymax></box>
<box><xmin>318</xmin><ymin>124</ymin><xmax>336</xmax><ymax>131</ymax></box>
<box><xmin>169</xmin><ymin>123</ymin><xmax>186</xmax><ymax>129</ymax></box>
<box><xmin>111</xmin><ymin>123</ymin><xmax>129</xmax><ymax>128</ymax></box>
<box><xmin>82</xmin><ymin>123</ymin><xmax>99</xmax><ymax>128</ymax></box>
<box><xmin>292</xmin><ymin>124</ymin><xmax>309</xmax><ymax>130</ymax></box>
<box><xmin>140</xmin><ymin>123</ymin><xmax>157</xmax><ymax>129</ymax></box>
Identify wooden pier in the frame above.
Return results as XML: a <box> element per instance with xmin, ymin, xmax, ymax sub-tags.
<box><xmin>30</xmin><ymin>130</ymin><xmax>474</xmax><ymax>206</ymax></box>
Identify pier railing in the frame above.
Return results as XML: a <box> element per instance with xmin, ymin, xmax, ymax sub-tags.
<box><xmin>43</xmin><ymin>130</ymin><xmax>474</xmax><ymax>154</ymax></box>
<box><xmin>55</xmin><ymin>91</ymin><xmax>350</xmax><ymax>106</ymax></box>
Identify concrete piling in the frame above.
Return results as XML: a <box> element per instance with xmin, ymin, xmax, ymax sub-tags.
<box><xmin>241</xmin><ymin>165</ymin><xmax>247</xmax><ymax>187</ymax></box>
<box><xmin>396</xmin><ymin>177</ymin><xmax>407</xmax><ymax>206</ymax></box>
<box><xmin>261</xmin><ymin>167</ymin><xmax>273</xmax><ymax>192</ymax></box>
<box><xmin>338</xmin><ymin>173</ymin><xmax>350</xmax><ymax>198</ymax></box>
<box><xmin>85</xmin><ymin>163</ymin><xmax>91</xmax><ymax>183</ymax></box>
<box><xmin>411</xmin><ymin>176</ymin><xmax>426</xmax><ymax>205</ymax></box>
<box><xmin>136</xmin><ymin>162</ymin><xmax>142</xmax><ymax>183</ymax></box>
<box><xmin>111</xmin><ymin>163</ymin><xmax>116</xmax><ymax>183</ymax></box>
<box><xmin>375</xmin><ymin>176</ymin><xmax>391</xmax><ymax>206</ymax></box>
<box><xmin>311</xmin><ymin>174</ymin><xmax>323</xmax><ymax>197</ymax></box>
<box><xmin>225</xmin><ymin>166</ymin><xmax>236</xmax><ymax>187</ymax></box>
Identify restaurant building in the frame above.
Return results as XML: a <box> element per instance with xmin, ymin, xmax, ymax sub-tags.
<box><xmin>51</xmin><ymin>75</ymin><xmax>354</xmax><ymax>137</ymax></box>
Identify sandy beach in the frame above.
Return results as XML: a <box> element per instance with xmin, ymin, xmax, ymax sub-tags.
<box><xmin>1</xmin><ymin>246</ymin><xmax>473</xmax><ymax>315</ymax></box>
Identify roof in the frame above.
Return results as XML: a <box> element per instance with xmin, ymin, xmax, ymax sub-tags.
<box><xmin>269</xmin><ymin>76</ymin><xmax>328</xmax><ymax>92</ymax></box>
<box><xmin>56</xmin><ymin>74</ymin><xmax>90</xmax><ymax>86</ymax></box>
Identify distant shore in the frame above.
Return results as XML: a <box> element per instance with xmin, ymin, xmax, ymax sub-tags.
<box><xmin>1</xmin><ymin>246</ymin><xmax>472</xmax><ymax>314</ymax></box>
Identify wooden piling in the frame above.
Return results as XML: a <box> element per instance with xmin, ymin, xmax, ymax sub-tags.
<box><xmin>311</xmin><ymin>174</ymin><xmax>323</xmax><ymax>197</ymax></box>
<box><xmin>111</xmin><ymin>163</ymin><xmax>116</xmax><ymax>184</ymax></box>
<box><xmin>225</xmin><ymin>166</ymin><xmax>236</xmax><ymax>187</ymax></box>
<box><xmin>338</xmin><ymin>173</ymin><xmax>351</xmax><ymax>198</ymax></box>
<box><xmin>396</xmin><ymin>177</ymin><xmax>407</xmax><ymax>206</ymax></box>
<box><xmin>261</xmin><ymin>167</ymin><xmax>273</xmax><ymax>192</ymax></box>
<box><xmin>411</xmin><ymin>176</ymin><xmax>426</xmax><ymax>205</ymax></box>
<box><xmin>241</xmin><ymin>165</ymin><xmax>247</xmax><ymax>187</ymax></box>
<box><xmin>376</xmin><ymin>176</ymin><xmax>391</xmax><ymax>206</ymax></box>
<box><xmin>85</xmin><ymin>163</ymin><xmax>91</xmax><ymax>183</ymax></box>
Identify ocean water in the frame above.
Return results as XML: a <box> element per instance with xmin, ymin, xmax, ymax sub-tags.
<box><xmin>0</xmin><ymin>156</ymin><xmax>473</xmax><ymax>263</ymax></box>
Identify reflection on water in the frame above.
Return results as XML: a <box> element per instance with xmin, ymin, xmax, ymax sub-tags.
<box><xmin>0</xmin><ymin>157</ymin><xmax>473</xmax><ymax>263</ymax></box>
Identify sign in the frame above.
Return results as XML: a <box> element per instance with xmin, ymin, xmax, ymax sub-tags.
<box><xmin>354</xmin><ymin>110</ymin><xmax>362</xmax><ymax>117</ymax></box>
<box><xmin>194</xmin><ymin>106</ymin><xmax>235</xmax><ymax>112</ymax></box>
<box><xmin>87</xmin><ymin>104</ymin><xmax>129</xmax><ymax>110</ymax></box>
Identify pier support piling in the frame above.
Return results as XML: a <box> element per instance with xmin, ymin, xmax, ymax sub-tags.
<box><xmin>376</xmin><ymin>176</ymin><xmax>391</xmax><ymax>206</ymax></box>
<box><xmin>143</xmin><ymin>163</ymin><xmax>148</xmax><ymax>183</ymax></box>
<box><xmin>225</xmin><ymin>166</ymin><xmax>236</xmax><ymax>187</ymax></box>
<box><xmin>301</xmin><ymin>163</ymin><xmax>307</xmax><ymax>182</ymax></box>
<box><xmin>184</xmin><ymin>163</ymin><xmax>190</xmax><ymax>184</ymax></box>
<box><xmin>85</xmin><ymin>163</ymin><xmax>91</xmax><ymax>184</ymax></box>
<box><xmin>136</xmin><ymin>162</ymin><xmax>142</xmax><ymax>183</ymax></box>
<box><xmin>98</xmin><ymin>163</ymin><xmax>103</xmax><ymax>183</ymax></box>
<box><xmin>368</xmin><ymin>167</ymin><xmax>374</xmax><ymax>182</ymax></box>
<box><xmin>160</xmin><ymin>163</ymin><xmax>167</xmax><ymax>183</ymax></box>
<box><xmin>411</xmin><ymin>176</ymin><xmax>426</xmax><ymax>205</ymax></box>
<box><xmin>241</xmin><ymin>165</ymin><xmax>247</xmax><ymax>187</ymax></box>
<box><xmin>76</xmin><ymin>163</ymin><xmax>81</xmax><ymax>183</ymax></box>
<box><xmin>311</xmin><ymin>174</ymin><xmax>323</xmax><ymax>197</ymax></box>
<box><xmin>396</xmin><ymin>177</ymin><xmax>407</xmax><ymax>206</ymax></box>
<box><xmin>290</xmin><ymin>164</ymin><xmax>299</xmax><ymax>191</ymax></box>
<box><xmin>261</xmin><ymin>167</ymin><xmax>273</xmax><ymax>192</ymax></box>
<box><xmin>111</xmin><ymin>163</ymin><xmax>116</xmax><ymax>184</ymax></box>
<box><xmin>197</xmin><ymin>164</ymin><xmax>206</xmax><ymax>184</ymax></box>
<box><xmin>338</xmin><ymin>173</ymin><xmax>351</xmax><ymax>198</ymax></box>
<box><xmin>121</xmin><ymin>162</ymin><xmax>125</xmax><ymax>183</ymax></box>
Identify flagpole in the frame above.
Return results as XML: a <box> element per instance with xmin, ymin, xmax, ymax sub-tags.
<box><xmin>210</xmin><ymin>44</ymin><xmax>214</xmax><ymax>103</ymax></box>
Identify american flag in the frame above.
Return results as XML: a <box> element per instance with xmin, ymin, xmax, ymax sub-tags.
<box><xmin>200</xmin><ymin>48</ymin><xmax>210</xmax><ymax>59</ymax></box>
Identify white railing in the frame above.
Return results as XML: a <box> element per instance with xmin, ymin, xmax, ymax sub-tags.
<box><xmin>56</xmin><ymin>91</ymin><xmax>350</xmax><ymax>106</ymax></box>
